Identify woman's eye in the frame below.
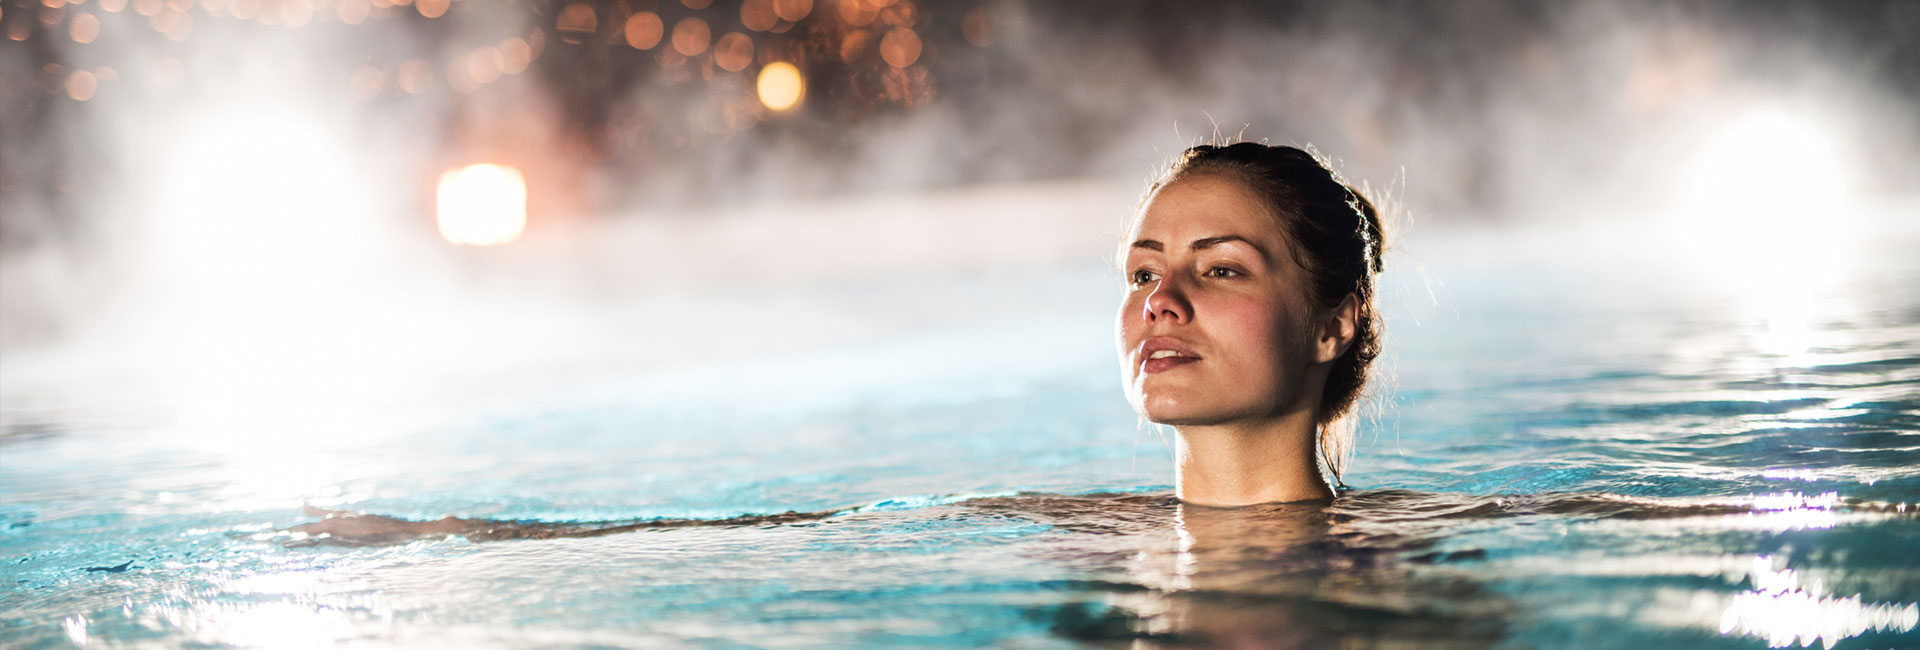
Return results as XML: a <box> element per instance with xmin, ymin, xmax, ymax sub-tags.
<box><xmin>1204</xmin><ymin>266</ymin><xmax>1241</xmax><ymax>278</ymax></box>
<box><xmin>1129</xmin><ymin>269</ymin><xmax>1158</xmax><ymax>286</ymax></box>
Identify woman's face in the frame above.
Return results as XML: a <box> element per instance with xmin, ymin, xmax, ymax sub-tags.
<box><xmin>1116</xmin><ymin>174</ymin><xmax>1323</xmax><ymax>426</ymax></box>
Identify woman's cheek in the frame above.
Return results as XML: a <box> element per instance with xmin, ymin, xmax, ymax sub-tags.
<box><xmin>1209</xmin><ymin>294</ymin><xmax>1293</xmax><ymax>381</ymax></box>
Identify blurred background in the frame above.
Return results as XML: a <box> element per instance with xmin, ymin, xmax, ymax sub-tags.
<box><xmin>2</xmin><ymin>0</ymin><xmax>1918</xmax><ymax>445</ymax></box>
<box><xmin>6</xmin><ymin>4</ymin><xmax>1920</xmax><ymax>647</ymax></box>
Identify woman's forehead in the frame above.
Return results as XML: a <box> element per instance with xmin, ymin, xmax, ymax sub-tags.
<box><xmin>1130</xmin><ymin>175</ymin><xmax>1282</xmax><ymax>244</ymax></box>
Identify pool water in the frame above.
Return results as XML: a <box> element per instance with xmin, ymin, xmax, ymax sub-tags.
<box><xmin>4</xmin><ymin>211</ymin><xmax>1919</xmax><ymax>648</ymax></box>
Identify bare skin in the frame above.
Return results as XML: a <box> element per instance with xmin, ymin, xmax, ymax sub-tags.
<box><xmin>288</xmin><ymin>504</ymin><xmax>844</xmax><ymax>546</ymax></box>
<box><xmin>1116</xmin><ymin>174</ymin><xmax>1359</xmax><ymax>506</ymax></box>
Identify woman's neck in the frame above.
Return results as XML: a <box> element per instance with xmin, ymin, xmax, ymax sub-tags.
<box><xmin>1173</xmin><ymin>411</ymin><xmax>1332</xmax><ymax>506</ymax></box>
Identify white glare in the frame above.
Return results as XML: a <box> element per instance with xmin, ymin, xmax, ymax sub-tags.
<box><xmin>1668</xmin><ymin>106</ymin><xmax>1860</xmax><ymax>365</ymax></box>
<box><xmin>1720</xmin><ymin>556</ymin><xmax>1920</xmax><ymax>648</ymax></box>
<box><xmin>1672</xmin><ymin>106</ymin><xmax>1854</xmax><ymax>284</ymax></box>
<box><xmin>437</xmin><ymin>163</ymin><xmax>528</xmax><ymax>246</ymax></box>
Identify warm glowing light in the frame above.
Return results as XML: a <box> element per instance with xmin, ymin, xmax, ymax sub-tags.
<box><xmin>436</xmin><ymin>164</ymin><xmax>527</xmax><ymax>246</ymax></box>
<box><xmin>415</xmin><ymin>0</ymin><xmax>445</xmax><ymax>18</ymax></box>
<box><xmin>714</xmin><ymin>32</ymin><xmax>754</xmax><ymax>72</ymax></box>
<box><xmin>499</xmin><ymin>37</ymin><xmax>531</xmax><ymax>74</ymax></box>
<box><xmin>879</xmin><ymin>28</ymin><xmax>921</xmax><ymax>67</ymax></box>
<box><xmin>756</xmin><ymin>61</ymin><xmax>804</xmax><ymax>112</ymax></box>
<box><xmin>69</xmin><ymin>11</ymin><xmax>98</xmax><ymax>42</ymax></box>
<box><xmin>773</xmin><ymin>0</ymin><xmax>811</xmax><ymax>21</ymax></box>
<box><xmin>740</xmin><ymin>0</ymin><xmax>775</xmax><ymax>31</ymax></box>
<box><xmin>838</xmin><ymin>0</ymin><xmax>874</xmax><ymax>26</ymax></box>
<box><xmin>556</xmin><ymin>2</ymin><xmax>594</xmax><ymax>39</ymax></box>
<box><xmin>281</xmin><ymin>0</ymin><xmax>312</xmax><ymax>26</ymax></box>
<box><xmin>66</xmin><ymin>69</ymin><xmax>97</xmax><ymax>100</ymax></box>
<box><xmin>100</xmin><ymin>0</ymin><xmax>126</xmax><ymax>12</ymax></box>
<box><xmin>680</xmin><ymin>0</ymin><xmax>710</xmax><ymax>8</ymax></box>
<box><xmin>335</xmin><ymin>0</ymin><xmax>367</xmax><ymax>24</ymax></box>
<box><xmin>624</xmin><ymin>11</ymin><xmax>662</xmax><ymax>50</ymax></box>
<box><xmin>839</xmin><ymin>29</ymin><xmax>872</xmax><ymax>63</ymax></box>
<box><xmin>466</xmin><ymin>46</ymin><xmax>503</xmax><ymax>84</ymax></box>
<box><xmin>671</xmin><ymin>16</ymin><xmax>710</xmax><ymax>56</ymax></box>
<box><xmin>962</xmin><ymin>7</ymin><xmax>992</xmax><ymax>46</ymax></box>
<box><xmin>156</xmin><ymin>10</ymin><xmax>192</xmax><ymax>40</ymax></box>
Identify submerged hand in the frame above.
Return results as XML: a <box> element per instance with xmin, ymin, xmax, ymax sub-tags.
<box><xmin>290</xmin><ymin>504</ymin><xmax>474</xmax><ymax>546</ymax></box>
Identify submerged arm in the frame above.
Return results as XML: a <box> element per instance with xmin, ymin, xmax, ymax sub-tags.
<box><xmin>288</xmin><ymin>504</ymin><xmax>848</xmax><ymax>547</ymax></box>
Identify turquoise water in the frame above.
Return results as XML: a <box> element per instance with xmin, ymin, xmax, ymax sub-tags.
<box><xmin>4</xmin><ymin>216</ymin><xmax>1919</xmax><ymax>648</ymax></box>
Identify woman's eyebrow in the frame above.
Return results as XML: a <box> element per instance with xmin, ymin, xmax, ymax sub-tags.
<box><xmin>1130</xmin><ymin>239</ymin><xmax>1164</xmax><ymax>251</ymax></box>
<box><xmin>1190</xmin><ymin>235</ymin><xmax>1268</xmax><ymax>259</ymax></box>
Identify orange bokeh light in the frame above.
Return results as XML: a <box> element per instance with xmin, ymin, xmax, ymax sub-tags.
<box><xmin>740</xmin><ymin>0</ymin><xmax>775</xmax><ymax>32</ymax></box>
<box><xmin>671</xmin><ymin>16</ymin><xmax>710</xmax><ymax>56</ymax></box>
<box><xmin>69</xmin><ymin>12</ymin><xmax>98</xmax><ymax>42</ymax></box>
<box><xmin>714</xmin><ymin>32</ymin><xmax>754</xmax><ymax>72</ymax></box>
<box><xmin>772</xmin><ymin>0</ymin><xmax>811</xmax><ymax>22</ymax></box>
<box><xmin>67</xmin><ymin>69</ymin><xmax>96</xmax><ymax>101</ymax></box>
<box><xmin>624</xmin><ymin>11</ymin><xmax>662</xmax><ymax>50</ymax></box>
<box><xmin>879</xmin><ymin>27</ymin><xmax>920</xmax><ymax>67</ymax></box>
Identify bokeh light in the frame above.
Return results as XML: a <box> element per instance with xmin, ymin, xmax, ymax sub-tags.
<box><xmin>773</xmin><ymin>0</ymin><xmax>812</xmax><ymax>22</ymax></box>
<box><xmin>671</xmin><ymin>16</ymin><xmax>711</xmax><ymax>56</ymax></box>
<box><xmin>624</xmin><ymin>11</ymin><xmax>662</xmax><ymax>50</ymax></box>
<box><xmin>436</xmin><ymin>164</ymin><xmax>528</xmax><ymax>246</ymax></box>
<box><xmin>756</xmin><ymin>61</ymin><xmax>804</xmax><ymax>112</ymax></box>
<box><xmin>68</xmin><ymin>11</ymin><xmax>98</xmax><ymax>43</ymax></box>
<box><xmin>879</xmin><ymin>28</ymin><xmax>921</xmax><ymax>68</ymax></box>
<box><xmin>840</xmin><ymin>29</ymin><xmax>873</xmax><ymax>63</ymax></box>
<box><xmin>961</xmin><ymin>7</ymin><xmax>992</xmax><ymax>46</ymax></box>
<box><xmin>499</xmin><ymin>37</ymin><xmax>532</xmax><ymax>74</ymax></box>
<box><xmin>741</xmin><ymin>0</ymin><xmax>776</xmax><ymax>32</ymax></box>
<box><xmin>558</xmin><ymin>2</ymin><xmax>596</xmax><ymax>43</ymax></box>
<box><xmin>714</xmin><ymin>32</ymin><xmax>755</xmax><ymax>72</ymax></box>
<box><xmin>66</xmin><ymin>69</ymin><xmax>96</xmax><ymax>101</ymax></box>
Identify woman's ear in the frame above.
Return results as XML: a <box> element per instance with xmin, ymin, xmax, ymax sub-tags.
<box><xmin>1315</xmin><ymin>293</ymin><xmax>1360</xmax><ymax>364</ymax></box>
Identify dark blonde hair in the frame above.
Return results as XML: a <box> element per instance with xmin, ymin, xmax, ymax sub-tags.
<box><xmin>1145</xmin><ymin>142</ymin><xmax>1385</xmax><ymax>483</ymax></box>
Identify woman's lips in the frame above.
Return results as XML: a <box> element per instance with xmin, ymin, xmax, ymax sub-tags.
<box><xmin>1138</xmin><ymin>337</ymin><xmax>1201</xmax><ymax>374</ymax></box>
<box><xmin>1142</xmin><ymin>356</ymin><xmax>1200</xmax><ymax>374</ymax></box>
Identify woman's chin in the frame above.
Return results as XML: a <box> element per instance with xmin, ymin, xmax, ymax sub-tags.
<box><xmin>1139</xmin><ymin>396</ymin><xmax>1228</xmax><ymax>426</ymax></box>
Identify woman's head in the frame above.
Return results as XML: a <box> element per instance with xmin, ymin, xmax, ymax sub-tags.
<box><xmin>1116</xmin><ymin>142</ymin><xmax>1384</xmax><ymax>478</ymax></box>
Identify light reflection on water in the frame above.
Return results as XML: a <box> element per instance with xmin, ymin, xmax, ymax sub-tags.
<box><xmin>1720</xmin><ymin>556</ymin><xmax>1920</xmax><ymax>648</ymax></box>
<box><xmin>4</xmin><ymin>206</ymin><xmax>1919</xmax><ymax>648</ymax></box>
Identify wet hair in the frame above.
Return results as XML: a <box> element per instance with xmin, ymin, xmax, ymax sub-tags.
<box><xmin>1144</xmin><ymin>142</ymin><xmax>1386</xmax><ymax>484</ymax></box>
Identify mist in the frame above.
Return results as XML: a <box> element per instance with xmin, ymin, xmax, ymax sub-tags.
<box><xmin>3</xmin><ymin>0</ymin><xmax>1917</xmax><ymax>438</ymax></box>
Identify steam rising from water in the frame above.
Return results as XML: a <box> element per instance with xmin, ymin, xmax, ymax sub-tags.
<box><xmin>1</xmin><ymin>1</ymin><xmax>1916</xmax><ymax>433</ymax></box>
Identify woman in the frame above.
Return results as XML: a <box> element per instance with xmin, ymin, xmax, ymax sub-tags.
<box><xmin>291</xmin><ymin>141</ymin><xmax>1384</xmax><ymax>544</ymax></box>
<box><xmin>1118</xmin><ymin>142</ymin><xmax>1384</xmax><ymax>505</ymax></box>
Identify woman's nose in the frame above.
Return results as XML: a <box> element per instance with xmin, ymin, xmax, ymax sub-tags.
<box><xmin>1143</xmin><ymin>275</ymin><xmax>1191</xmax><ymax>324</ymax></box>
